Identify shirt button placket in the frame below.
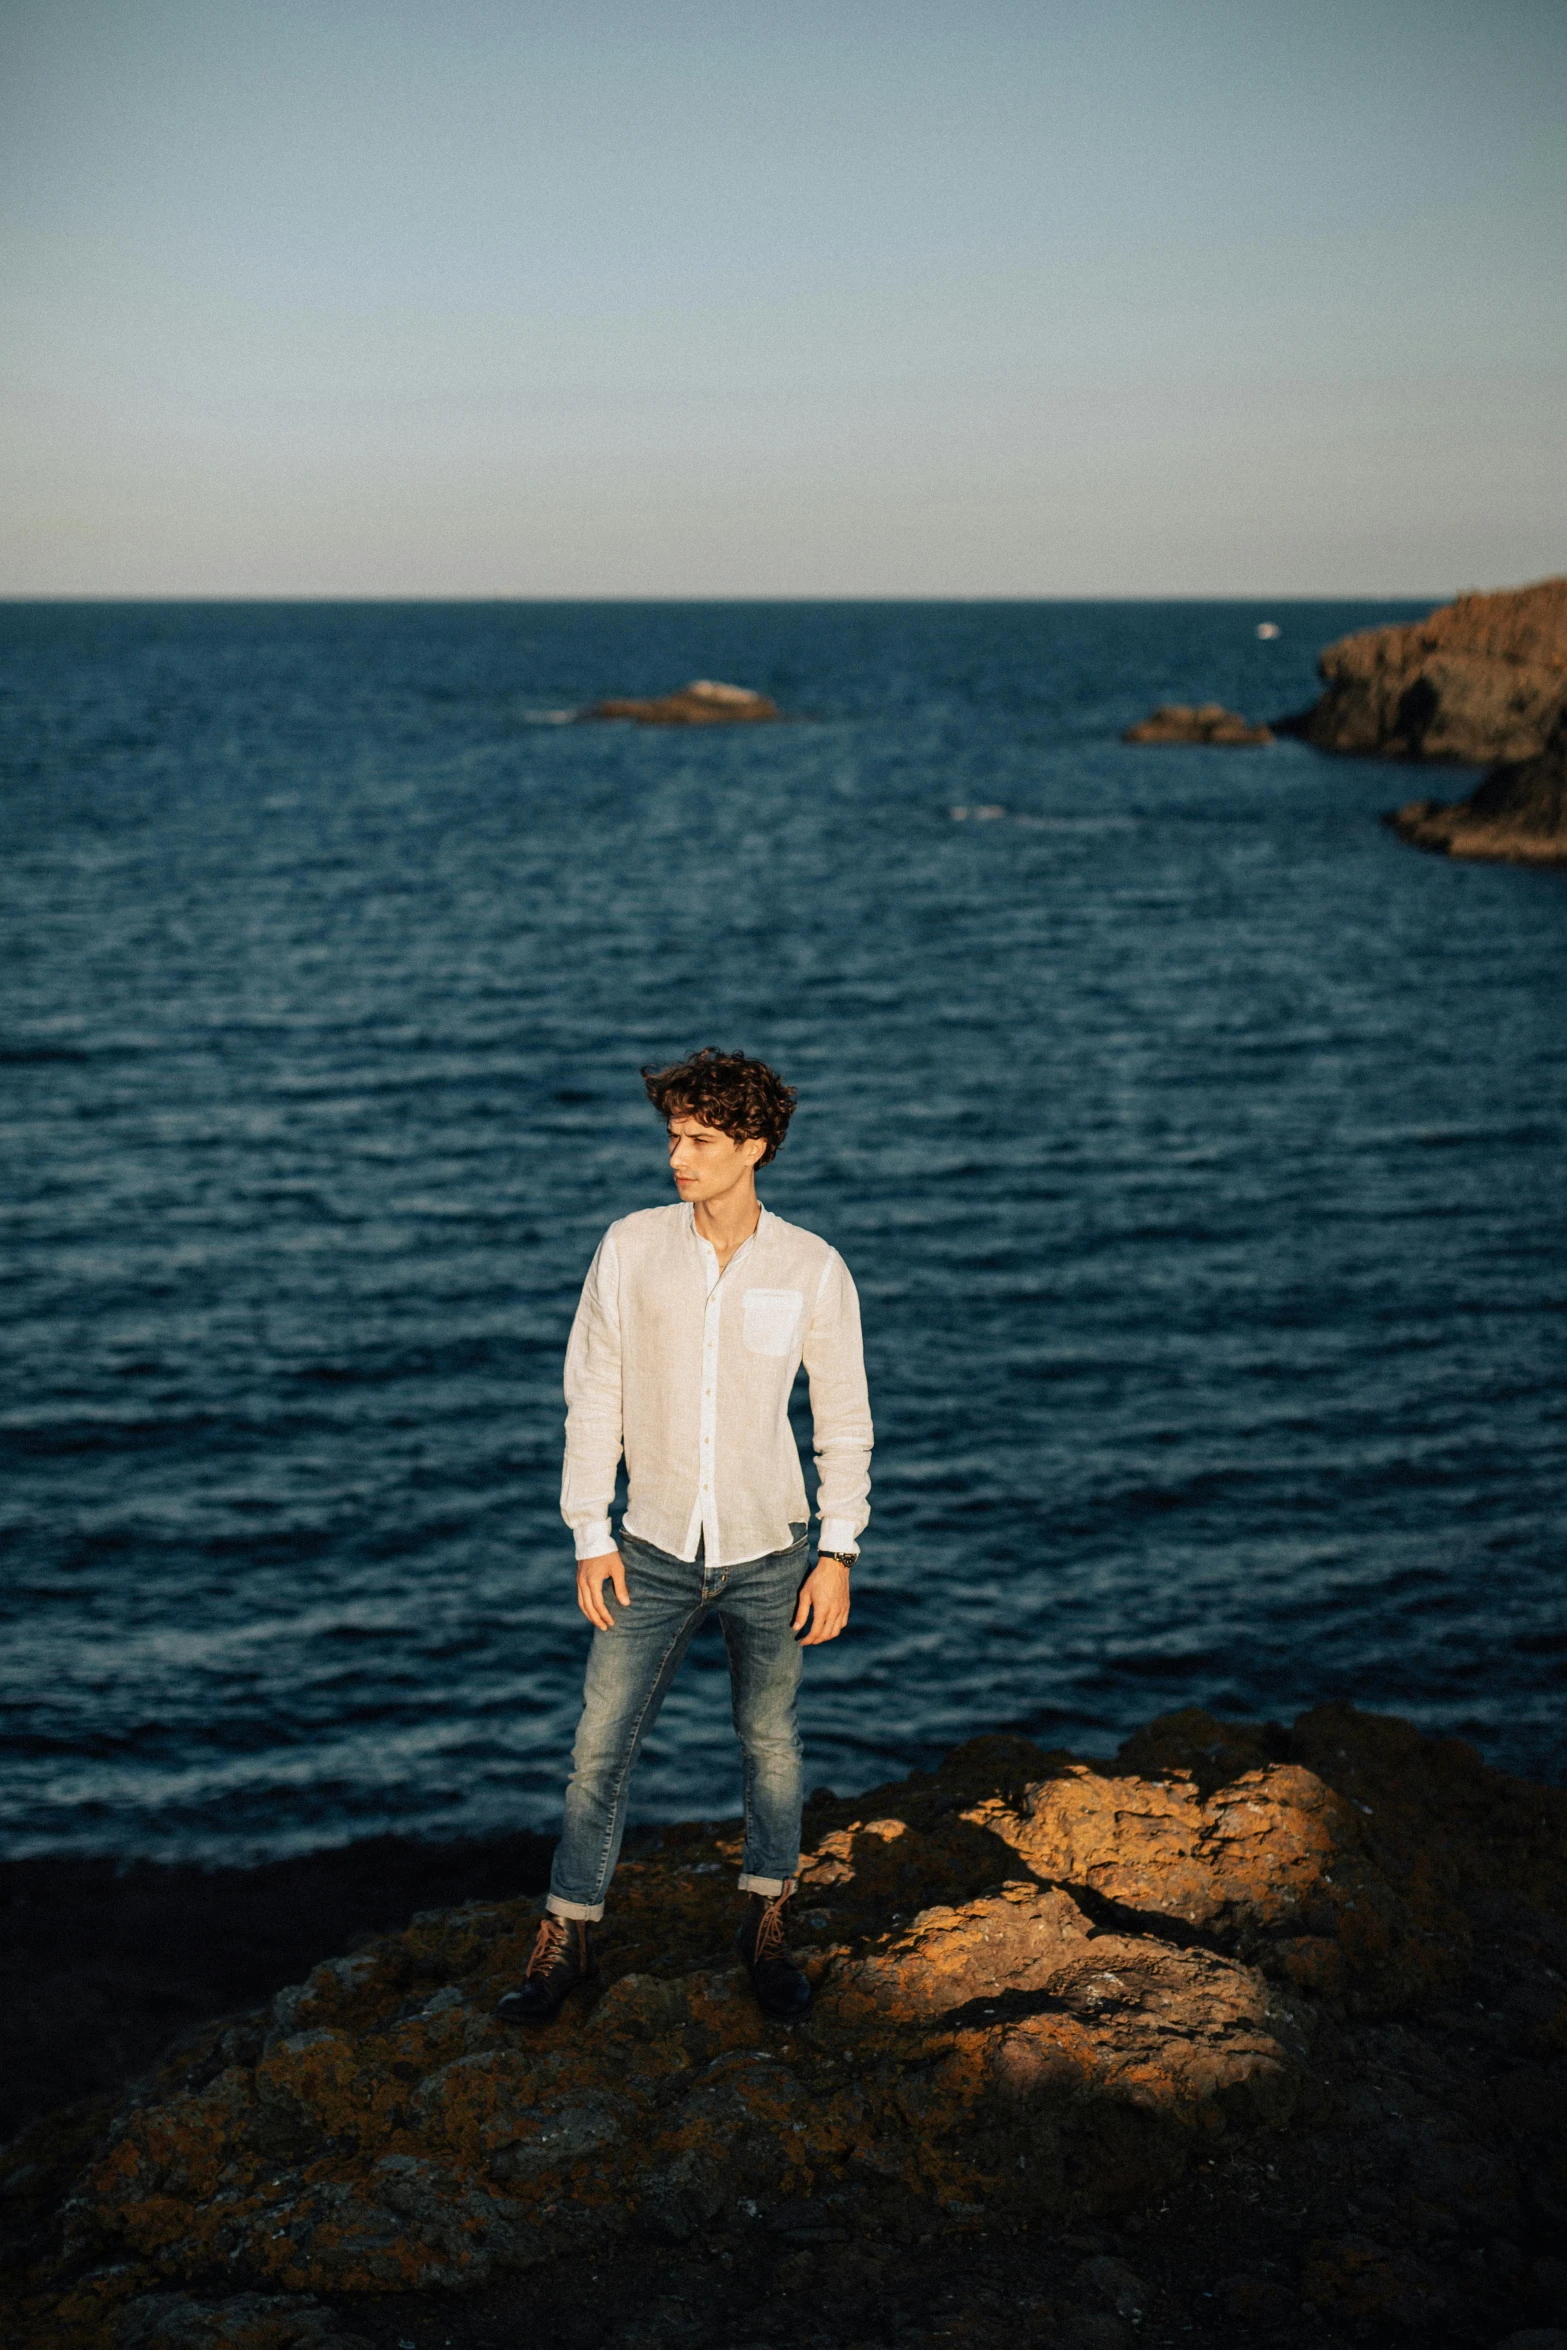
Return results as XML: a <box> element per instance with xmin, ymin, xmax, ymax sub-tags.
<box><xmin>701</xmin><ymin>1291</ymin><xmax>719</xmax><ymax>1585</ymax></box>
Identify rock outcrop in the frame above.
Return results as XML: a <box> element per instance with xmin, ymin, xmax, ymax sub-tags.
<box><xmin>1287</xmin><ymin>576</ymin><xmax>1567</xmax><ymax>764</ymax></box>
<box><xmin>3</xmin><ymin>1705</ymin><xmax>1564</xmax><ymax>2350</ymax></box>
<box><xmin>1122</xmin><ymin>705</ymin><xmax>1272</xmax><ymax>746</ymax></box>
<box><xmin>583</xmin><ymin>681</ymin><xmax>778</xmax><ymax>726</ymax></box>
<box><xmin>1385</xmin><ymin>710</ymin><xmax>1567</xmax><ymax>866</ymax></box>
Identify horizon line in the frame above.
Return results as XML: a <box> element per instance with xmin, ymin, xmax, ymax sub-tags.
<box><xmin>0</xmin><ymin>588</ymin><xmax>1456</xmax><ymax>608</ymax></box>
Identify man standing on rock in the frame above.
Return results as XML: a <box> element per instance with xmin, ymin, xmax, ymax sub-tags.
<box><xmin>498</xmin><ymin>1048</ymin><xmax>873</xmax><ymax>2027</ymax></box>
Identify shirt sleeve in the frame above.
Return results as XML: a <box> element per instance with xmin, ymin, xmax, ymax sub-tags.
<box><xmin>560</xmin><ymin>1228</ymin><xmax>623</xmax><ymax>1559</ymax></box>
<box><xmin>802</xmin><ymin>1247</ymin><xmax>874</xmax><ymax>1552</ymax></box>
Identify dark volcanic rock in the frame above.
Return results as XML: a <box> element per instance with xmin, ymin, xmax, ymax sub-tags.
<box><xmin>583</xmin><ymin>680</ymin><xmax>778</xmax><ymax>726</ymax></box>
<box><xmin>1385</xmin><ymin>710</ymin><xmax>1567</xmax><ymax>866</ymax></box>
<box><xmin>1287</xmin><ymin>575</ymin><xmax>1567</xmax><ymax>764</ymax></box>
<box><xmin>114</xmin><ymin>2292</ymin><xmax>367</xmax><ymax>2348</ymax></box>
<box><xmin>1122</xmin><ymin>703</ymin><xmax>1272</xmax><ymax>746</ymax></box>
<box><xmin>0</xmin><ymin>1833</ymin><xmax>552</xmax><ymax>2145</ymax></box>
<box><xmin>3</xmin><ymin>1705</ymin><xmax>1565</xmax><ymax>2350</ymax></box>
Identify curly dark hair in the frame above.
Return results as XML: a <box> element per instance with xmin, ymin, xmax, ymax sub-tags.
<box><xmin>641</xmin><ymin>1048</ymin><xmax>798</xmax><ymax>1166</ymax></box>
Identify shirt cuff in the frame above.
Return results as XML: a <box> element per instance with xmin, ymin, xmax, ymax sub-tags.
<box><xmin>573</xmin><ymin>1518</ymin><xmax>616</xmax><ymax>1560</ymax></box>
<box><xmin>818</xmin><ymin>1517</ymin><xmax>860</xmax><ymax>1555</ymax></box>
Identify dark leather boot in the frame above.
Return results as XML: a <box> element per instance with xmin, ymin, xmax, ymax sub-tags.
<box><xmin>736</xmin><ymin>1888</ymin><xmax>812</xmax><ymax>2020</ymax></box>
<box><xmin>496</xmin><ymin>1912</ymin><xmax>597</xmax><ymax>2025</ymax></box>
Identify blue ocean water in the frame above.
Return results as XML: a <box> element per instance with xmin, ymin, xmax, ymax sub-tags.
<box><xmin>2</xmin><ymin>599</ymin><xmax>1563</xmax><ymax>1863</ymax></box>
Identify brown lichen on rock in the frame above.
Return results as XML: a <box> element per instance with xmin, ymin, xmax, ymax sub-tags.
<box><xmin>5</xmin><ymin>1706</ymin><xmax>1565</xmax><ymax>2349</ymax></box>
<box><xmin>1384</xmin><ymin>708</ymin><xmax>1567</xmax><ymax>866</ymax></box>
<box><xmin>1122</xmin><ymin>704</ymin><xmax>1272</xmax><ymax>746</ymax></box>
<box><xmin>1290</xmin><ymin>575</ymin><xmax>1567</xmax><ymax>765</ymax></box>
<box><xmin>583</xmin><ymin>680</ymin><xmax>778</xmax><ymax>726</ymax></box>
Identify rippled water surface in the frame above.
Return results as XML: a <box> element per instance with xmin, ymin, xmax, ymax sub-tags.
<box><xmin>3</xmin><ymin>600</ymin><xmax>1563</xmax><ymax>1860</ymax></box>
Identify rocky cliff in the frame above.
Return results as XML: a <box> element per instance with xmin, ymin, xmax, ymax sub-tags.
<box><xmin>3</xmin><ymin>1705</ymin><xmax>1564</xmax><ymax>2350</ymax></box>
<box><xmin>1385</xmin><ymin>710</ymin><xmax>1567</xmax><ymax>867</ymax></box>
<box><xmin>1287</xmin><ymin>577</ymin><xmax>1567</xmax><ymax>765</ymax></box>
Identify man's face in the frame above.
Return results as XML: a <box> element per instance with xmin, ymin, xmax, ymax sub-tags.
<box><xmin>666</xmin><ymin>1114</ymin><xmax>763</xmax><ymax>1202</ymax></box>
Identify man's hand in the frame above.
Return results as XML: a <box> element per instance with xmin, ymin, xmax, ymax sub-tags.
<box><xmin>577</xmin><ymin>1549</ymin><xmax>629</xmax><ymax>1631</ymax></box>
<box><xmin>792</xmin><ymin>1557</ymin><xmax>851</xmax><ymax>1646</ymax></box>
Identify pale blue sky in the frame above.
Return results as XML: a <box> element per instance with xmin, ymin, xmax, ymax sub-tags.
<box><xmin>2</xmin><ymin>0</ymin><xmax>1563</xmax><ymax>595</ymax></box>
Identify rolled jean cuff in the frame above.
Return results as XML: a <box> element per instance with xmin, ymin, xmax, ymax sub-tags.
<box><xmin>738</xmin><ymin>1871</ymin><xmax>796</xmax><ymax>1898</ymax></box>
<box><xmin>545</xmin><ymin>1893</ymin><xmax>605</xmax><ymax>1923</ymax></box>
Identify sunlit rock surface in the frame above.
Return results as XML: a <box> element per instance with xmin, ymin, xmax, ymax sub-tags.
<box><xmin>1288</xmin><ymin>576</ymin><xmax>1567</xmax><ymax>765</ymax></box>
<box><xmin>4</xmin><ymin>1704</ymin><xmax>1565</xmax><ymax>2348</ymax></box>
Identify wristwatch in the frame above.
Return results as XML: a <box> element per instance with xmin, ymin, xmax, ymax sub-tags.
<box><xmin>818</xmin><ymin>1549</ymin><xmax>858</xmax><ymax>1568</ymax></box>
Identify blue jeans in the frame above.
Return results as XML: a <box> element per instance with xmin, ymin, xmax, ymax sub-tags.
<box><xmin>546</xmin><ymin>1524</ymin><xmax>808</xmax><ymax>1921</ymax></box>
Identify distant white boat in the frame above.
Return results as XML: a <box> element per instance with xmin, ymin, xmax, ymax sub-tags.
<box><xmin>1256</xmin><ymin>622</ymin><xmax>1281</xmax><ymax>640</ymax></box>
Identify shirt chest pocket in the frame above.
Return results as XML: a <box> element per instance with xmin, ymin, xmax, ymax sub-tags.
<box><xmin>741</xmin><ymin>1287</ymin><xmax>804</xmax><ymax>1358</ymax></box>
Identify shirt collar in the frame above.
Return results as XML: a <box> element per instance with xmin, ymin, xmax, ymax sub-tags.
<box><xmin>684</xmin><ymin>1202</ymin><xmax>768</xmax><ymax>1251</ymax></box>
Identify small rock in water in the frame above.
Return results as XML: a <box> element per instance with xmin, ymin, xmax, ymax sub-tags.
<box><xmin>583</xmin><ymin>679</ymin><xmax>778</xmax><ymax>726</ymax></box>
<box><xmin>1123</xmin><ymin>703</ymin><xmax>1272</xmax><ymax>746</ymax></box>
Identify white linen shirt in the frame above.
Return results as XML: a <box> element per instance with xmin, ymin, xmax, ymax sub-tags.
<box><xmin>560</xmin><ymin>1202</ymin><xmax>873</xmax><ymax>1569</ymax></box>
